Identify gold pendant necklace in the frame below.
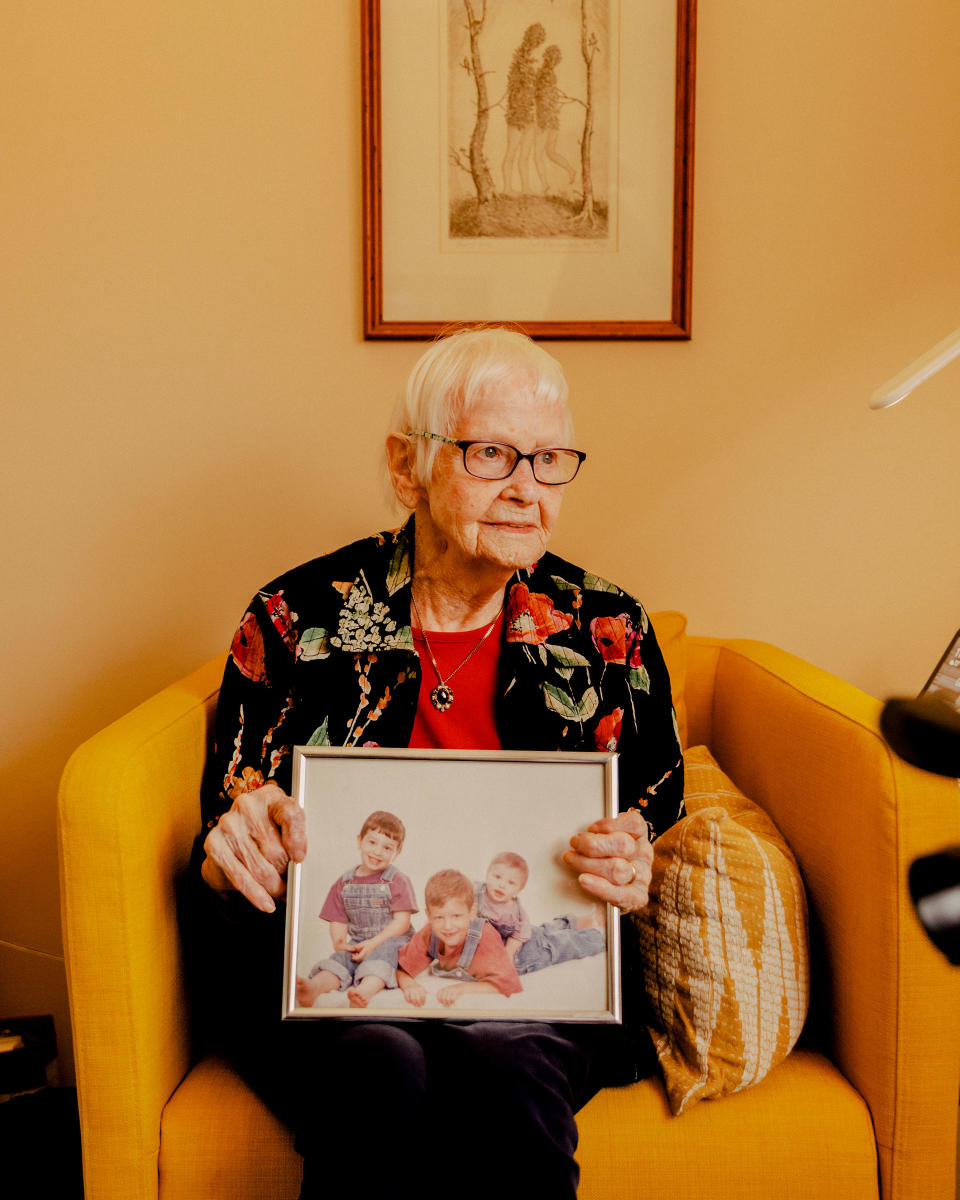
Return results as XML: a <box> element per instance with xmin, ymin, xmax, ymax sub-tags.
<box><xmin>411</xmin><ymin>592</ymin><xmax>503</xmax><ymax>713</ymax></box>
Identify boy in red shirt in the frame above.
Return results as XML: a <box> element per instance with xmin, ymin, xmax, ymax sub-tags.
<box><xmin>398</xmin><ymin>869</ymin><xmax>522</xmax><ymax>1008</ymax></box>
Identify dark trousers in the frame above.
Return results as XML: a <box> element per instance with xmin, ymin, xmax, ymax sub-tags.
<box><xmin>225</xmin><ymin>1017</ymin><xmax>619</xmax><ymax>1200</ymax></box>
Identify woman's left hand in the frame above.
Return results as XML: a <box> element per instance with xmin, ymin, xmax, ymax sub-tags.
<box><xmin>562</xmin><ymin>810</ymin><xmax>654</xmax><ymax>914</ymax></box>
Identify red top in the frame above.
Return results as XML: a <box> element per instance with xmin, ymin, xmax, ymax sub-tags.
<box><xmin>409</xmin><ymin>616</ymin><xmax>503</xmax><ymax>750</ymax></box>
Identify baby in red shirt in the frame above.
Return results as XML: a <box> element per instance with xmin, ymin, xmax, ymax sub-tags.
<box><xmin>398</xmin><ymin>869</ymin><xmax>522</xmax><ymax>1008</ymax></box>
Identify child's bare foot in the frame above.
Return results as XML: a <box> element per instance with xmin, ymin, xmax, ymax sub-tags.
<box><xmin>296</xmin><ymin>969</ymin><xmax>340</xmax><ymax>1007</ymax></box>
<box><xmin>296</xmin><ymin>975</ymin><xmax>318</xmax><ymax>1007</ymax></box>
<box><xmin>347</xmin><ymin>976</ymin><xmax>386</xmax><ymax>1007</ymax></box>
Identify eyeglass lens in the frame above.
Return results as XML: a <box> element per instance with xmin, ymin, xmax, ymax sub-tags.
<box><xmin>462</xmin><ymin>442</ymin><xmax>581</xmax><ymax>484</ymax></box>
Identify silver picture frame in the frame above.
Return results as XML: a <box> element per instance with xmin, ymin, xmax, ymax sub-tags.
<box><xmin>283</xmin><ymin>746</ymin><xmax>621</xmax><ymax>1022</ymax></box>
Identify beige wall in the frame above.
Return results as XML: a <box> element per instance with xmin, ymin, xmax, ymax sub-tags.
<box><xmin>3</xmin><ymin>1</ymin><xmax>959</xmax><ymax>1081</ymax></box>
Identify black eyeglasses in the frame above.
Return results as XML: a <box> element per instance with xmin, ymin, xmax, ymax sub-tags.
<box><xmin>408</xmin><ymin>431</ymin><xmax>586</xmax><ymax>485</ymax></box>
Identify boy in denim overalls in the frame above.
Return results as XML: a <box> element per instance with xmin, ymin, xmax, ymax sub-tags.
<box><xmin>398</xmin><ymin>869</ymin><xmax>522</xmax><ymax>1009</ymax></box>
<box><xmin>296</xmin><ymin>811</ymin><xmax>417</xmax><ymax>1009</ymax></box>
<box><xmin>476</xmin><ymin>852</ymin><xmax>605</xmax><ymax>974</ymax></box>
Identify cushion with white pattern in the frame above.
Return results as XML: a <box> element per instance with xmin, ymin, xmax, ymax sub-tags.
<box><xmin>634</xmin><ymin>745</ymin><xmax>810</xmax><ymax>1115</ymax></box>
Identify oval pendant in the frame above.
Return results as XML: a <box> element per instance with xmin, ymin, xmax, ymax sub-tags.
<box><xmin>431</xmin><ymin>684</ymin><xmax>454</xmax><ymax>712</ymax></box>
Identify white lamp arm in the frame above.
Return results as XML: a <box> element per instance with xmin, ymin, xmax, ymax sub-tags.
<box><xmin>869</xmin><ymin>326</ymin><xmax>960</xmax><ymax>409</ymax></box>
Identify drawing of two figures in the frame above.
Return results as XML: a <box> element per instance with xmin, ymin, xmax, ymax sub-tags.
<box><xmin>502</xmin><ymin>22</ymin><xmax>577</xmax><ymax>197</ymax></box>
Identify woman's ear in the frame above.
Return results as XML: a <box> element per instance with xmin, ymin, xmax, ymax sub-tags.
<box><xmin>385</xmin><ymin>433</ymin><xmax>425</xmax><ymax>510</ymax></box>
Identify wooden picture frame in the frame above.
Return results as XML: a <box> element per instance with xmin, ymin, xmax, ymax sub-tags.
<box><xmin>283</xmin><ymin>746</ymin><xmax>621</xmax><ymax>1022</ymax></box>
<box><xmin>362</xmin><ymin>0</ymin><xmax>697</xmax><ymax>340</ymax></box>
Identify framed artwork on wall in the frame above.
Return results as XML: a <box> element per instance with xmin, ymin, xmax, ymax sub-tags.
<box><xmin>283</xmin><ymin>746</ymin><xmax>621</xmax><ymax>1022</ymax></box>
<box><xmin>362</xmin><ymin>0</ymin><xmax>697</xmax><ymax>340</ymax></box>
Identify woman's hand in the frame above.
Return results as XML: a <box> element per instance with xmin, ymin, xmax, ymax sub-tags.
<box><xmin>562</xmin><ymin>810</ymin><xmax>654</xmax><ymax>914</ymax></box>
<box><xmin>201</xmin><ymin>783</ymin><xmax>306</xmax><ymax>913</ymax></box>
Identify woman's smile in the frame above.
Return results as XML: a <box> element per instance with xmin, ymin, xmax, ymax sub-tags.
<box><xmin>487</xmin><ymin>519</ymin><xmax>536</xmax><ymax>531</ymax></box>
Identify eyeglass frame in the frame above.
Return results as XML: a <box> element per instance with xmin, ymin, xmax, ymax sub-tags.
<box><xmin>406</xmin><ymin>430</ymin><xmax>586</xmax><ymax>485</ymax></box>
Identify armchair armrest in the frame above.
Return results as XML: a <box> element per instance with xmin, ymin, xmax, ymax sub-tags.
<box><xmin>687</xmin><ymin>637</ymin><xmax>960</xmax><ymax>1200</ymax></box>
<box><xmin>58</xmin><ymin>657</ymin><xmax>225</xmax><ymax>1200</ymax></box>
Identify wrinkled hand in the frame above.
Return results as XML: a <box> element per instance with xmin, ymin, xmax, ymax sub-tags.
<box><xmin>562</xmin><ymin>810</ymin><xmax>653</xmax><ymax>914</ymax></box>
<box><xmin>201</xmin><ymin>783</ymin><xmax>306</xmax><ymax>913</ymax></box>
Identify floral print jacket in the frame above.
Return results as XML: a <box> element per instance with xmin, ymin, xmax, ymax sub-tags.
<box><xmin>200</xmin><ymin>521</ymin><xmax>684</xmax><ymax>842</ymax></box>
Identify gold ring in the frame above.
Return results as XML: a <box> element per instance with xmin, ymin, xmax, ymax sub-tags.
<box><xmin>624</xmin><ymin>861</ymin><xmax>638</xmax><ymax>886</ymax></box>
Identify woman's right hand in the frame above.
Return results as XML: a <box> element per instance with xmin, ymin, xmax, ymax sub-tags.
<box><xmin>201</xmin><ymin>783</ymin><xmax>306</xmax><ymax>913</ymax></box>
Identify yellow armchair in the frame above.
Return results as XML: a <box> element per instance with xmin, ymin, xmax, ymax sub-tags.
<box><xmin>59</xmin><ymin>629</ymin><xmax>960</xmax><ymax>1199</ymax></box>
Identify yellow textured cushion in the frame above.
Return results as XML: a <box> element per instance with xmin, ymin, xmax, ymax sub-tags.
<box><xmin>649</xmin><ymin>610</ymin><xmax>688</xmax><ymax>749</ymax></box>
<box><xmin>577</xmin><ymin>1050</ymin><xmax>878</xmax><ymax>1200</ymax></box>
<box><xmin>635</xmin><ymin>745</ymin><xmax>810</xmax><ymax>1115</ymax></box>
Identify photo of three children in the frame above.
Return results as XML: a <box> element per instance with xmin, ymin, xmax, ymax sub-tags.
<box><xmin>294</xmin><ymin>809</ymin><xmax>606</xmax><ymax>1013</ymax></box>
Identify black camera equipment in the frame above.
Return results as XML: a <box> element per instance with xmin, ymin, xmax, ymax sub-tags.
<box><xmin>879</xmin><ymin>695</ymin><xmax>960</xmax><ymax>965</ymax></box>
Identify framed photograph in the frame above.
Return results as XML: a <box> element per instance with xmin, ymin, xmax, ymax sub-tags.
<box><xmin>362</xmin><ymin>0</ymin><xmax>697</xmax><ymax>339</ymax></box>
<box><xmin>283</xmin><ymin>746</ymin><xmax>621</xmax><ymax>1022</ymax></box>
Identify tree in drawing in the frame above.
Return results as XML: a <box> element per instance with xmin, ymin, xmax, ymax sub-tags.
<box><xmin>458</xmin><ymin>0</ymin><xmax>496</xmax><ymax>205</ymax></box>
<box><xmin>573</xmin><ymin>0</ymin><xmax>599</xmax><ymax>228</ymax></box>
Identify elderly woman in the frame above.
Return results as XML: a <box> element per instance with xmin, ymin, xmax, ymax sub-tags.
<box><xmin>182</xmin><ymin>327</ymin><xmax>683</xmax><ymax>1200</ymax></box>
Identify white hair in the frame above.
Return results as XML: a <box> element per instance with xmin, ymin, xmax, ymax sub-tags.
<box><xmin>388</xmin><ymin>326</ymin><xmax>573</xmax><ymax>490</ymax></box>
